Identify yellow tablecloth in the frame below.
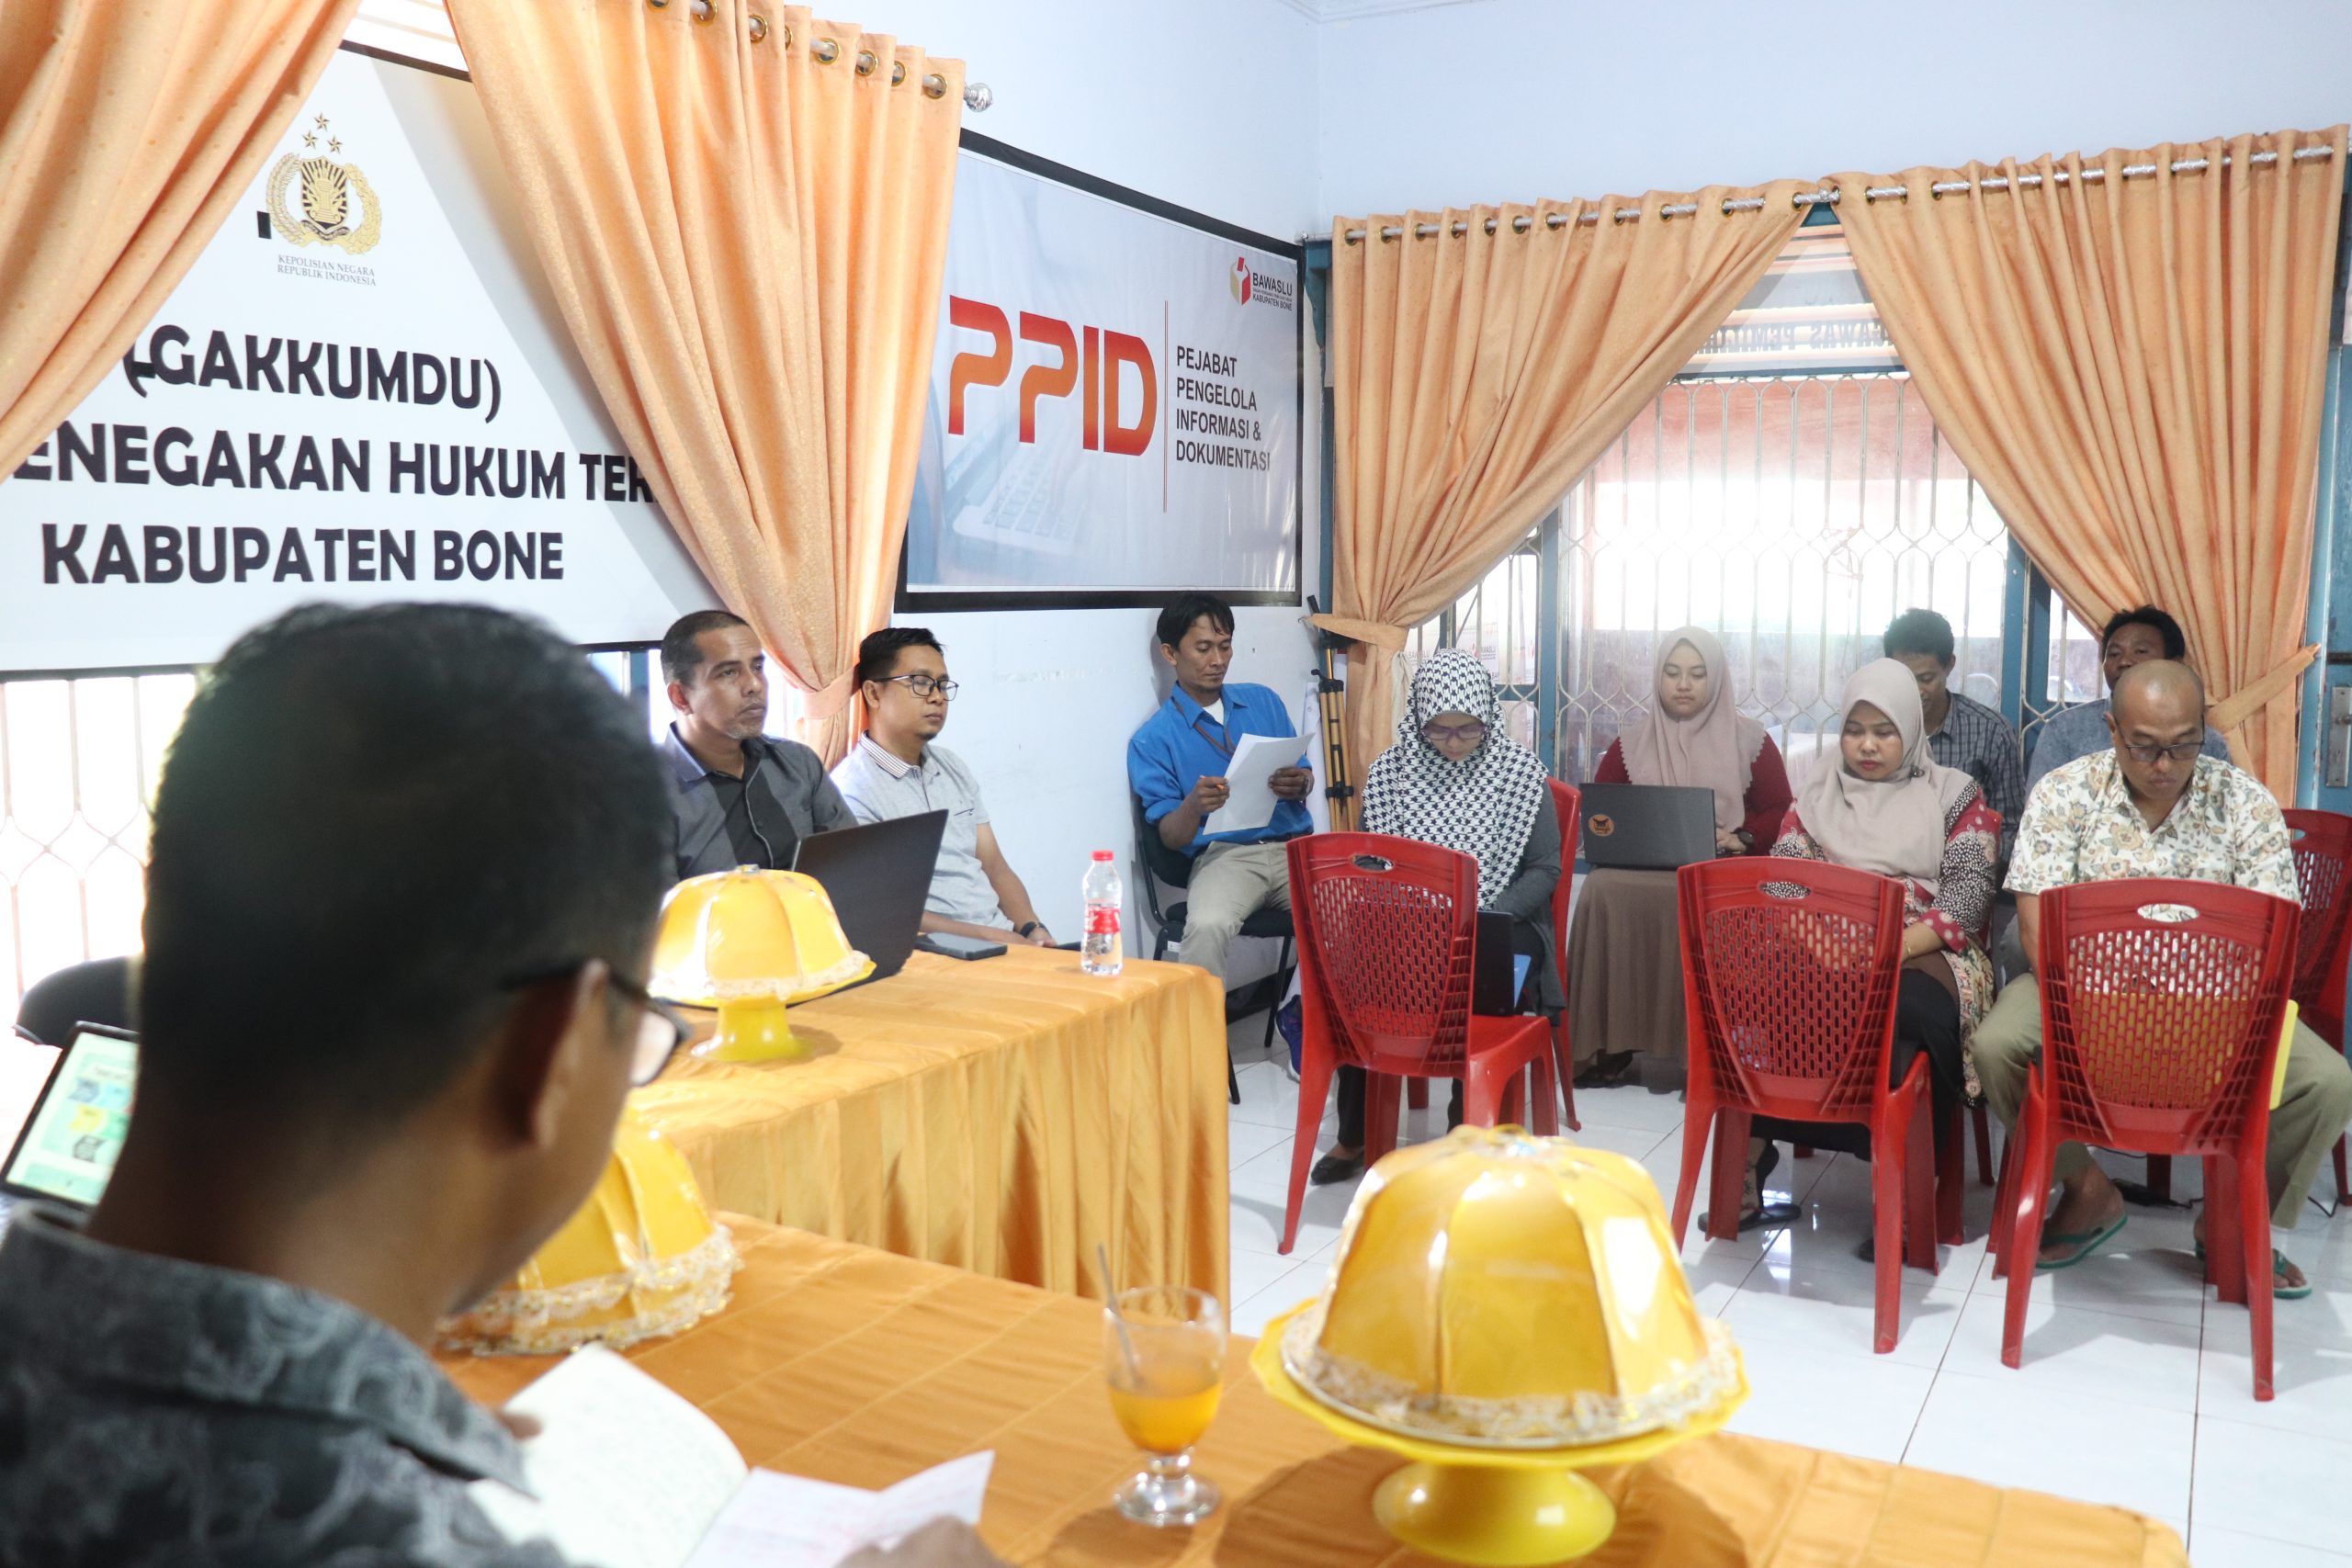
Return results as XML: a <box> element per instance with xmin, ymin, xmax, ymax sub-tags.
<box><xmin>635</xmin><ymin>948</ymin><xmax>1227</xmax><ymax>1303</ymax></box>
<box><xmin>445</xmin><ymin>1224</ymin><xmax>2188</xmax><ymax>1568</ymax></box>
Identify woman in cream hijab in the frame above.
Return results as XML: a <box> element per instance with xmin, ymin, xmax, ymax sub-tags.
<box><xmin>1566</xmin><ymin>627</ymin><xmax>1792</xmax><ymax>1088</ymax></box>
<box><xmin>1736</xmin><ymin>659</ymin><xmax>2001</xmax><ymax>1223</ymax></box>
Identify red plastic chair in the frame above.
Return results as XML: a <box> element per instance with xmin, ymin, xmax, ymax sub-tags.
<box><xmin>1993</xmin><ymin>878</ymin><xmax>2299</xmax><ymax>1400</ymax></box>
<box><xmin>2284</xmin><ymin>809</ymin><xmax>2352</xmax><ymax>1204</ymax></box>
<box><xmin>1670</xmin><ymin>856</ymin><xmax>1945</xmax><ymax>1355</ymax></box>
<box><xmin>2144</xmin><ymin>813</ymin><xmax>2352</xmax><ymax>1207</ymax></box>
<box><xmin>1279</xmin><ymin>832</ymin><xmax>1560</xmax><ymax>1254</ymax></box>
<box><xmin>1547</xmin><ymin>779</ymin><xmax>1584</xmax><ymax>1133</ymax></box>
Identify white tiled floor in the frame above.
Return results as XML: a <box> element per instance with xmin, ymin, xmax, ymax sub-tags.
<box><xmin>1218</xmin><ymin>1016</ymin><xmax>2352</xmax><ymax>1563</ymax></box>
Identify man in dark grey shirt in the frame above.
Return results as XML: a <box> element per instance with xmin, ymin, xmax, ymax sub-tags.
<box><xmin>660</xmin><ymin>609</ymin><xmax>854</xmax><ymax>880</ymax></box>
<box><xmin>0</xmin><ymin>604</ymin><xmax>680</xmax><ymax>1566</ymax></box>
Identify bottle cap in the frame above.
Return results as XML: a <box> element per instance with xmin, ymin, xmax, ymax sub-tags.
<box><xmin>1091</xmin><ymin>850</ymin><xmax>1114</xmax><ymax>862</ymax></box>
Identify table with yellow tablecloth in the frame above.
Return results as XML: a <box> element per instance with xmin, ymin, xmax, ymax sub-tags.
<box><xmin>635</xmin><ymin>947</ymin><xmax>1227</xmax><ymax>1303</ymax></box>
<box><xmin>443</xmin><ymin>1222</ymin><xmax>2188</xmax><ymax>1568</ymax></box>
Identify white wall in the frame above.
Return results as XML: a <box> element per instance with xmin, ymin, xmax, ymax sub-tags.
<box><xmin>875</xmin><ymin>0</ymin><xmax>1322</xmax><ymax>241</ymax></box>
<box><xmin>1315</xmin><ymin>0</ymin><xmax>2352</xmax><ymax>219</ymax></box>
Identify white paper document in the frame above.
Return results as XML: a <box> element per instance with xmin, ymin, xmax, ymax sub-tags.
<box><xmin>1203</xmin><ymin>730</ymin><xmax>1305</xmax><ymax>837</ymax></box>
<box><xmin>682</xmin><ymin>1452</ymin><xmax>994</xmax><ymax>1568</ymax></box>
<box><xmin>467</xmin><ymin>1346</ymin><xmax>992</xmax><ymax>1568</ymax></box>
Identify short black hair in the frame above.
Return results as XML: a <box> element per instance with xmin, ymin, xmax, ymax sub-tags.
<box><xmin>1882</xmin><ymin>607</ymin><xmax>1956</xmax><ymax>664</ymax></box>
<box><xmin>1156</xmin><ymin>593</ymin><xmax>1235</xmax><ymax>650</ymax></box>
<box><xmin>140</xmin><ymin>604</ymin><xmax>673</xmax><ymax>1128</ymax></box>
<box><xmin>2102</xmin><ymin>604</ymin><xmax>2189</xmax><ymax>661</ymax></box>
<box><xmin>661</xmin><ymin>609</ymin><xmax>752</xmax><ymax>687</ymax></box>
<box><xmin>854</xmin><ymin>626</ymin><xmax>944</xmax><ymax>689</ymax></box>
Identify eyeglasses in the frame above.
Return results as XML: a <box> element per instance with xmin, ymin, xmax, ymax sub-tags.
<box><xmin>500</xmin><ymin>964</ymin><xmax>693</xmax><ymax>1087</ymax></box>
<box><xmin>2120</xmin><ymin>740</ymin><xmax>2204</xmax><ymax>765</ymax></box>
<box><xmin>1421</xmin><ymin>719</ymin><xmax>1487</xmax><ymax>746</ymax></box>
<box><xmin>881</xmin><ymin>674</ymin><xmax>958</xmax><ymax>701</ymax></box>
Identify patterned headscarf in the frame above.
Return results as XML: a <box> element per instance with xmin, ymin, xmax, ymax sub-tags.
<box><xmin>1616</xmin><ymin>626</ymin><xmax>1768</xmax><ymax>833</ymax></box>
<box><xmin>1797</xmin><ymin>659</ymin><xmax>1974</xmax><ymax>897</ymax></box>
<box><xmin>1362</xmin><ymin>649</ymin><xmax>1552</xmax><ymax>908</ymax></box>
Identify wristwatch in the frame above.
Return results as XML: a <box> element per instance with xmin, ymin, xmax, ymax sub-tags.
<box><xmin>1016</xmin><ymin>920</ymin><xmax>1040</xmax><ymax>939</ymax></box>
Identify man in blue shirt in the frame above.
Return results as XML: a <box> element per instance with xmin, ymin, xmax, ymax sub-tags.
<box><xmin>1128</xmin><ymin>593</ymin><xmax>1312</xmax><ymax>994</ymax></box>
<box><xmin>2024</xmin><ymin>604</ymin><xmax>2230</xmax><ymax>799</ymax></box>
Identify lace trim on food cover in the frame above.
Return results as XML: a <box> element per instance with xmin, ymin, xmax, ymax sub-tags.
<box><xmin>1279</xmin><ymin>1302</ymin><xmax>1742</xmax><ymax>1448</ymax></box>
<box><xmin>697</xmin><ymin>949</ymin><xmax>870</xmax><ymax>1000</ymax></box>
<box><xmin>437</xmin><ymin>1227</ymin><xmax>741</xmax><ymax>1357</ymax></box>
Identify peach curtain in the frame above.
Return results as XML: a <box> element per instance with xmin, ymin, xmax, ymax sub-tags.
<box><xmin>447</xmin><ymin>2</ymin><xmax>961</xmax><ymax>761</ymax></box>
<box><xmin>1317</xmin><ymin>188</ymin><xmax>1806</xmax><ymax>808</ymax></box>
<box><xmin>0</xmin><ymin>0</ymin><xmax>359</xmax><ymax>476</ymax></box>
<box><xmin>1831</xmin><ymin>129</ymin><xmax>2347</xmax><ymax>797</ymax></box>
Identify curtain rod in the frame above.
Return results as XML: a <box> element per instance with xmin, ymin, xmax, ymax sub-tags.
<box><xmin>678</xmin><ymin>1</ymin><xmax>992</xmax><ymax>108</ymax></box>
<box><xmin>1340</xmin><ymin>143</ymin><xmax>2336</xmax><ymax>243</ymax></box>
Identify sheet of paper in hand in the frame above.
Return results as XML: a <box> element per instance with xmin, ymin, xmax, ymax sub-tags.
<box><xmin>468</xmin><ymin>1346</ymin><xmax>991</xmax><ymax>1568</ymax></box>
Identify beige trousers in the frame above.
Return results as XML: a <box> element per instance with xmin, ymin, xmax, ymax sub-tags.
<box><xmin>1177</xmin><ymin>840</ymin><xmax>1293</xmax><ymax>987</ymax></box>
<box><xmin>1973</xmin><ymin>975</ymin><xmax>2352</xmax><ymax>1229</ymax></box>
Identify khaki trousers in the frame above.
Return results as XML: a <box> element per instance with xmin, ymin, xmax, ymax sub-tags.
<box><xmin>1177</xmin><ymin>840</ymin><xmax>1293</xmax><ymax>987</ymax></box>
<box><xmin>1973</xmin><ymin>975</ymin><xmax>2352</xmax><ymax>1229</ymax></box>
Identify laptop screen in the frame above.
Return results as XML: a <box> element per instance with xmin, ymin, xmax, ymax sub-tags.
<box><xmin>2</xmin><ymin>1025</ymin><xmax>138</xmax><ymax>1210</ymax></box>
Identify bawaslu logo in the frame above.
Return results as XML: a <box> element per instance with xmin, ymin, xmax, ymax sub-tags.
<box><xmin>1227</xmin><ymin>252</ymin><xmax>1295</xmax><ymax>313</ymax></box>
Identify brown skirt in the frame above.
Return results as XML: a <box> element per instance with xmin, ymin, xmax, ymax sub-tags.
<box><xmin>1564</xmin><ymin>868</ymin><xmax>1686</xmax><ymax>1065</ymax></box>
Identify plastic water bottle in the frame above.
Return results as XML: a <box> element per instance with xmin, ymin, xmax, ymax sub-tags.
<box><xmin>1081</xmin><ymin>851</ymin><xmax>1125</xmax><ymax>976</ymax></box>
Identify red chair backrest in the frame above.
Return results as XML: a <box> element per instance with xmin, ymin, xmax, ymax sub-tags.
<box><xmin>2282</xmin><ymin>808</ymin><xmax>2352</xmax><ymax>1042</ymax></box>
<box><xmin>2036</xmin><ymin>878</ymin><xmax>2301</xmax><ymax>1156</ymax></box>
<box><xmin>1547</xmin><ymin>779</ymin><xmax>1581</xmax><ymax>993</ymax></box>
<box><xmin>1676</xmin><ymin>856</ymin><xmax>1906</xmax><ymax>1119</ymax></box>
<box><xmin>1286</xmin><ymin>831</ymin><xmax>1478</xmax><ymax>1075</ymax></box>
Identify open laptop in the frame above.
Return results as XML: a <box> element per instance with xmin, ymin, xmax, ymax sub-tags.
<box><xmin>791</xmin><ymin>809</ymin><xmax>948</xmax><ymax>987</ymax></box>
<box><xmin>2</xmin><ymin>1022</ymin><xmax>138</xmax><ymax>1215</ymax></box>
<box><xmin>1579</xmin><ymin>783</ymin><xmax>1720</xmax><ymax>872</ymax></box>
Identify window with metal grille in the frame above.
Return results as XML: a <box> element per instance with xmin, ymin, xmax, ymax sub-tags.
<box><xmin>1409</xmin><ymin>224</ymin><xmax>2097</xmax><ymax>795</ymax></box>
<box><xmin>0</xmin><ymin>649</ymin><xmax>708</xmax><ymax>1010</ymax></box>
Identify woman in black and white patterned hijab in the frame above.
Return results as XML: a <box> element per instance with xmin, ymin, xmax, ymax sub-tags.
<box><xmin>1312</xmin><ymin>649</ymin><xmax>1563</xmax><ymax>1185</ymax></box>
<box><xmin>1361</xmin><ymin>649</ymin><xmax>1551</xmax><ymax>906</ymax></box>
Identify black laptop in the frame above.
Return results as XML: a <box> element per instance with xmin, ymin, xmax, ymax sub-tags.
<box><xmin>1579</xmin><ymin>783</ymin><xmax>1719</xmax><ymax>872</ymax></box>
<box><xmin>791</xmin><ymin>809</ymin><xmax>947</xmax><ymax>987</ymax></box>
<box><xmin>1471</xmin><ymin>911</ymin><xmax>1535</xmax><ymax>1016</ymax></box>
<box><xmin>2</xmin><ymin>1022</ymin><xmax>139</xmax><ymax>1215</ymax></box>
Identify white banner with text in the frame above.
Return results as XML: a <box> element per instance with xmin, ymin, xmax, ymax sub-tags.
<box><xmin>0</xmin><ymin>47</ymin><xmax>713</xmax><ymax>672</ymax></box>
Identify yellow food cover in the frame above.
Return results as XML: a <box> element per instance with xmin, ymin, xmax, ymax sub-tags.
<box><xmin>439</xmin><ymin>1107</ymin><xmax>739</xmax><ymax>1356</ymax></box>
<box><xmin>1282</xmin><ymin>1126</ymin><xmax>1742</xmax><ymax>1447</ymax></box>
<box><xmin>650</xmin><ymin>866</ymin><xmax>872</xmax><ymax>1006</ymax></box>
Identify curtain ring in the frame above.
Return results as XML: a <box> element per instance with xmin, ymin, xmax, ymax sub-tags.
<box><xmin>648</xmin><ymin>0</ymin><xmax>668</xmax><ymax>8</ymax></box>
<box><xmin>855</xmin><ymin>49</ymin><xmax>877</xmax><ymax>75</ymax></box>
<box><xmin>748</xmin><ymin>13</ymin><xmax>768</xmax><ymax>41</ymax></box>
<box><xmin>921</xmin><ymin>71</ymin><xmax>947</xmax><ymax>97</ymax></box>
<box><xmin>890</xmin><ymin>60</ymin><xmax>906</xmax><ymax>85</ymax></box>
<box><xmin>1510</xmin><ymin>214</ymin><xmax>1531</xmax><ymax>233</ymax></box>
<box><xmin>1378</xmin><ymin>225</ymin><xmax>1398</xmax><ymax>243</ymax></box>
<box><xmin>813</xmin><ymin>36</ymin><xmax>840</xmax><ymax>62</ymax></box>
<box><xmin>689</xmin><ymin>0</ymin><xmax>714</xmax><ymax>23</ymax></box>
<box><xmin>1483</xmin><ymin>217</ymin><xmax>1498</xmax><ymax>235</ymax></box>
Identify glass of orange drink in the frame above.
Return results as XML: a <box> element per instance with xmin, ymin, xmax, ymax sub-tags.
<box><xmin>1103</xmin><ymin>1285</ymin><xmax>1226</xmax><ymax>1526</ymax></box>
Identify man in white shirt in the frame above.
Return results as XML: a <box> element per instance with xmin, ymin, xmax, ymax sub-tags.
<box><xmin>829</xmin><ymin>628</ymin><xmax>1055</xmax><ymax>948</ymax></box>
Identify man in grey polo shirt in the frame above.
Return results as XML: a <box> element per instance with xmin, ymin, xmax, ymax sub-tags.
<box><xmin>830</xmin><ymin>627</ymin><xmax>1056</xmax><ymax>948</ymax></box>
